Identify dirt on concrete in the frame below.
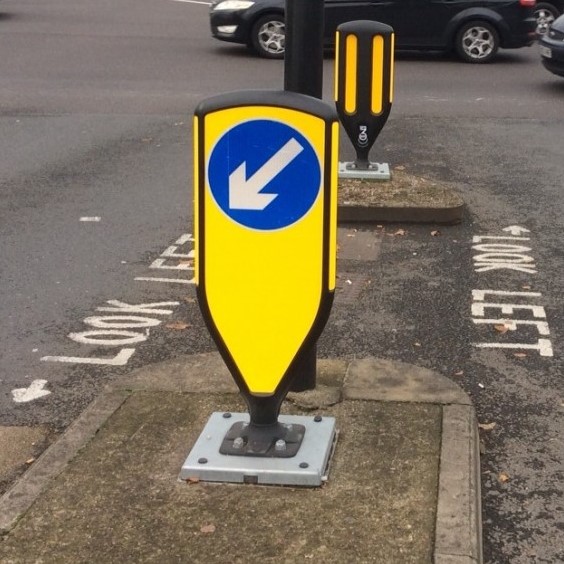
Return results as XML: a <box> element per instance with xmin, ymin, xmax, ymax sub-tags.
<box><xmin>338</xmin><ymin>167</ymin><xmax>463</xmax><ymax>209</ymax></box>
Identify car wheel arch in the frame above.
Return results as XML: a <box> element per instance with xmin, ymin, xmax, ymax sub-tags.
<box><xmin>444</xmin><ymin>9</ymin><xmax>507</xmax><ymax>48</ymax></box>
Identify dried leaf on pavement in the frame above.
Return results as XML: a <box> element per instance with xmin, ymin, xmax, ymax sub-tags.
<box><xmin>498</xmin><ymin>472</ymin><xmax>510</xmax><ymax>483</ymax></box>
<box><xmin>394</xmin><ymin>229</ymin><xmax>407</xmax><ymax>236</ymax></box>
<box><xmin>494</xmin><ymin>324</ymin><xmax>510</xmax><ymax>334</ymax></box>
<box><xmin>431</xmin><ymin>230</ymin><xmax>441</xmax><ymax>236</ymax></box>
<box><xmin>165</xmin><ymin>321</ymin><xmax>190</xmax><ymax>330</ymax></box>
<box><xmin>514</xmin><ymin>352</ymin><xmax>528</xmax><ymax>358</ymax></box>
<box><xmin>478</xmin><ymin>422</ymin><xmax>497</xmax><ymax>431</ymax></box>
<box><xmin>200</xmin><ymin>524</ymin><xmax>216</xmax><ymax>534</ymax></box>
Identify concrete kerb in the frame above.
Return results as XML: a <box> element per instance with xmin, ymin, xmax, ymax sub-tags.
<box><xmin>0</xmin><ymin>354</ymin><xmax>482</xmax><ymax>563</ymax></box>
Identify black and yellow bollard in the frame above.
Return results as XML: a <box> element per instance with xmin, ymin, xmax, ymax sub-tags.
<box><xmin>335</xmin><ymin>20</ymin><xmax>394</xmax><ymax>179</ymax></box>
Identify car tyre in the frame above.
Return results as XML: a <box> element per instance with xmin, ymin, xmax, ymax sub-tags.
<box><xmin>455</xmin><ymin>20</ymin><xmax>499</xmax><ymax>63</ymax></box>
<box><xmin>251</xmin><ymin>14</ymin><xmax>285</xmax><ymax>59</ymax></box>
<box><xmin>534</xmin><ymin>2</ymin><xmax>560</xmax><ymax>35</ymax></box>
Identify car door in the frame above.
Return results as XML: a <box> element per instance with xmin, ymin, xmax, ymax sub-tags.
<box><xmin>394</xmin><ymin>0</ymin><xmax>451</xmax><ymax>47</ymax></box>
<box><xmin>323</xmin><ymin>0</ymin><xmax>401</xmax><ymax>43</ymax></box>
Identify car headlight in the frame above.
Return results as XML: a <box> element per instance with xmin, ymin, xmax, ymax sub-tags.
<box><xmin>212</xmin><ymin>0</ymin><xmax>255</xmax><ymax>10</ymax></box>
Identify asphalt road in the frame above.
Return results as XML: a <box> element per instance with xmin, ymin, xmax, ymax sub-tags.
<box><xmin>1</xmin><ymin>0</ymin><xmax>563</xmax><ymax>562</ymax></box>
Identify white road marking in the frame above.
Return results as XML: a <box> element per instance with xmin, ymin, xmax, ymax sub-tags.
<box><xmin>42</xmin><ymin>348</ymin><xmax>136</xmax><ymax>365</ymax></box>
<box><xmin>134</xmin><ymin>276</ymin><xmax>195</xmax><ymax>284</ymax></box>
<box><xmin>12</xmin><ymin>380</ymin><xmax>51</xmax><ymax>403</ymax></box>
<box><xmin>471</xmin><ymin>228</ymin><xmax>554</xmax><ymax>357</ymax></box>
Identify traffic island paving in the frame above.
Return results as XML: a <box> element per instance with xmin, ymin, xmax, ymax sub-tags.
<box><xmin>338</xmin><ymin>168</ymin><xmax>465</xmax><ymax>224</ymax></box>
<box><xmin>0</xmin><ymin>354</ymin><xmax>482</xmax><ymax>563</ymax></box>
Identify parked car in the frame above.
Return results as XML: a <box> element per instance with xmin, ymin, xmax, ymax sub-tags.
<box><xmin>539</xmin><ymin>13</ymin><xmax>564</xmax><ymax>75</ymax></box>
<box><xmin>534</xmin><ymin>1</ymin><xmax>563</xmax><ymax>35</ymax></box>
<box><xmin>209</xmin><ymin>0</ymin><xmax>537</xmax><ymax>63</ymax></box>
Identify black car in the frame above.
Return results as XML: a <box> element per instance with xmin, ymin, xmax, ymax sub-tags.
<box><xmin>539</xmin><ymin>14</ymin><xmax>564</xmax><ymax>75</ymax></box>
<box><xmin>210</xmin><ymin>0</ymin><xmax>537</xmax><ymax>63</ymax></box>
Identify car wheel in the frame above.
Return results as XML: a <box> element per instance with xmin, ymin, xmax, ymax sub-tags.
<box><xmin>455</xmin><ymin>21</ymin><xmax>499</xmax><ymax>63</ymax></box>
<box><xmin>534</xmin><ymin>2</ymin><xmax>560</xmax><ymax>35</ymax></box>
<box><xmin>251</xmin><ymin>14</ymin><xmax>285</xmax><ymax>59</ymax></box>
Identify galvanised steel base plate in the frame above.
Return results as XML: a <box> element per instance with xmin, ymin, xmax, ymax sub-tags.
<box><xmin>179</xmin><ymin>412</ymin><xmax>337</xmax><ymax>487</ymax></box>
<box><xmin>338</xmin><ymin>161</ymin><xmax>391</xmax><ymax>180</ymax></box>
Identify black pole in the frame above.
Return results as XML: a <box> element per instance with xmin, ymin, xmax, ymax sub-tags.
<box><xmin>284</xmin><ymin>0</ymin><xmax>324</xmax><ymax>98</ymax></box>
<box><xmin>284</xmin><ymin>0</ymin><xmax>324</xmax><ymax>391</ymax></box>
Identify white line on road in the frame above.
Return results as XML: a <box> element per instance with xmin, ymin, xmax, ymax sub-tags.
<box><xmin>134</xmin><ymin>277</ymin><xmax>195</xmax><ymax>284</ymax></box>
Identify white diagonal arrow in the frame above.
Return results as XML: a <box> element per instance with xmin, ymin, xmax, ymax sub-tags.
<box><xmin>503</xmin><ymin>225</ymin><xmax>530</xmax><ymax>236</ymax></box>
<box><xmin>229</xmin><ymin>138</ymin><xmax>304</xmax><ymax>210</ymax></box>
<box><xmin>12</xmin><ymin>379</ymin><xmax>51</xmax><ymax>403</ymax></box>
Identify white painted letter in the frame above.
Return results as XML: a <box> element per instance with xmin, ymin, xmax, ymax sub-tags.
<box><xmin>42</xmin><ymin>348</ymin><xmax>136</xmax><ymax>365</ymax></box>
<box><xmin>471</xmin><ymin>303</ymin><xmax>546</xmax><ymax>318</ymax></box>
<box><xmin>97</xmin><ymin>300</ymin><xmax>179</xmax><ymax>315</ymax></box>
<box><xmin>84</xmin><ymin>316</ymin><xmax>161</xmax><ymax>329</ymax></box>
<box><xmin>69</xmin><ymin>330</ymin><xmax>147</xmax><ymax>346</ymax></box>
<box><xmin>474</xmin><ymin>339</ymin><xmax>553</xmax><ymax>357</ymax></box>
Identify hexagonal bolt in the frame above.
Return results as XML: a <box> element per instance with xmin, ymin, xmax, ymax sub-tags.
<box><xmin>233</xmin><ymin>437</ymin><xmax>245</xmax><ymax>449</ymax></box>
<box><xmin>275</xmin><ymin>439</ymin><xmax>287</xmax><ymax>452</ymax></box>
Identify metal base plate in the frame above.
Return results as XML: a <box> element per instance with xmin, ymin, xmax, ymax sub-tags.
<box><xmin>339</xmin><ymin>161</ymin><xmax>391</xmax><ymax>180</ymax></box>
<box><xmin>179</xmin><ymin>412</ymin><xmax>337</xmax><ymax>487</ymax></box>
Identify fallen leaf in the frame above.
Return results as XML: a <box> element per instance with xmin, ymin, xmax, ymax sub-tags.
<box><xmin>186</xmin><ymin>476</ymin><xmax>200</xmax><ymax>484</ymax></box>
<box><xmin>395</xmin><ymin>165</ymin><xmax>406</xmax><ymax>171</ymax></box>
<box><xmin>454</xmin><ymin>371</ymin><xmax>464</xmax><ymax>376</ymax></box>
<box><xmin>183</xmin><ymin>297</ymin><xmax>196</xmax><ymax>303</ymax></box>
<box><xmin>522</xmin><ymin>285</ymin><xmax>531</xmax><ymax>290</ymax></box>
<box><xmin>514</xmin><ymin>352</ymin><xmax>528</xmax><ymax>358</ymax></box>
<box><xmin>394</xmin><ymin>229</ymin><xmax>407</xmax><ymax>236</ymax></box>
<box><xmin>166</xmin><ymin>321</ymin><xmax>190</xmax><ymax>330</ymax></box>
<box><xmin>25</xmin><ymin>458</ymin><xmax>35</xmax><ymax>465</ymax></box>
<box><xmin>200</xmin><ymin>524</ymin><xmax>216</xmax><ymax>534</ymax></box>
<box><xmin>478</xmin><ymin>422</ymin><xmax>497</xmax><ymax>431</ymax></box>
<box><xmin>498</xmin><ymin>472</ymin><xmax>510</xmax><ymax>483</ymax></box>
<box><xmin>494</xmin><ymin>324</ymin><xmax>510</xmax><ymax>334</ymax></box>
<box><xmin>431</xmin><ymin>230</ymin><xmax>441</xmax><ymax>237</ymax></box>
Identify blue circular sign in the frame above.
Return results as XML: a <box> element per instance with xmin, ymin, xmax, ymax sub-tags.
<box><xmin>207</xmin><ymin>120</ymin><xmax>321</xmax><ymax>230</ymax></box>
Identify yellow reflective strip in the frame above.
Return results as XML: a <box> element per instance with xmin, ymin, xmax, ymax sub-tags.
<box><xmin>390</xmin><ymin>33</ymin><xmax>395</xmax><ymax>104</ymax></box>
<box><xmin>329</xmin><ymin>121</ymin><xmax>339</xmax><ymax>291</ymax></box>
<box><xmin>193</xmin><ymin>115</ymin><xmax>199</xmax><ymax>285</ymax></box>
<box><xmin>344</xmin><ymin>34</ymin><xmax>357</xmax><ymax>114</ymax></box>
<box><xmin>371</xmin><ymin>35</ymin><xmax>384</xmax><ymax>114</ymax></box>
<box><xmin>334</xmin><ymin>31</ymin><xmax>340</xmax><ymax>102</ymax></box>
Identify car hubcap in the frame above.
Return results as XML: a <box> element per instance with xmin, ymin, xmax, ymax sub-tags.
<box><xmin>258</xmin><ymin>21</ymin><xmax>285</xmax><ymax>55</ymax></box>
<box><xmin>535</xmin><ymin>9</ymin><xmax>556</xmax><ymax>35</ymax></box>
<box><xmin>462</xmin><ymin>27</ymin><xmax>495</xmax><ymax>59</ymax></box>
